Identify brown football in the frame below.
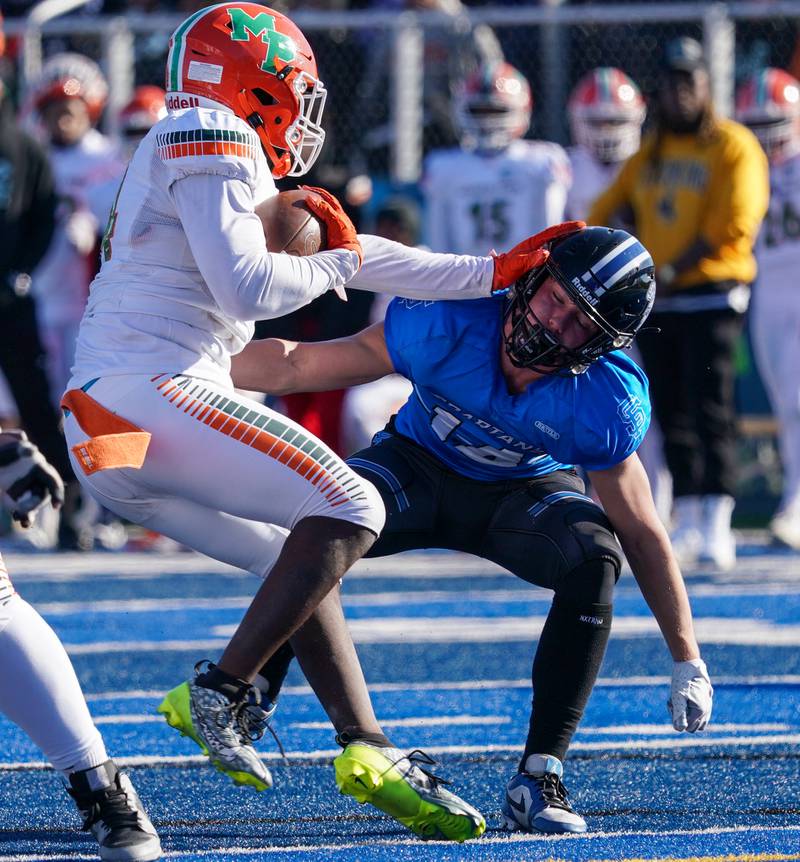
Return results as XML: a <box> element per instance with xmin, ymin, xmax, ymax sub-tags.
<box><xmin>256</xmin><ymin>189</ymin><xmax>327</xmax><ymax>256</ymax></box>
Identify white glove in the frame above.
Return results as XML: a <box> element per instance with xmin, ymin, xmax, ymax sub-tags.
<box><xmin>0</xmin><ymin>430</ymin><xmax>64</xmax><ymax>527</ymax></box>
<box><xmin>668</xmin><ymin>658</ymin><xmax>713</xmax><ymax>732</ymax></box>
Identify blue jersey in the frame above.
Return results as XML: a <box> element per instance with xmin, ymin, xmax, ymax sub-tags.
<box><xmin>383</xmin><ymin>297</ymin><xmax>650</xmax><ymax>481</ymax></box>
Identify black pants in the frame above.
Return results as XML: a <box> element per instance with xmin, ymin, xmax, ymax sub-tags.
<box><xmin>637</xmin><ymin>298</ymin><xmax>743</xmax><ymax>498</ymax></box>
<box><xmin>264</xmin><ymin>429</ymin><xmax>621</xmax><ymax>763</ymax></box>
<box><xmin>0</xmin><ymin>292</ymin><xmax>73</xmax><ymax>480</ymax></box>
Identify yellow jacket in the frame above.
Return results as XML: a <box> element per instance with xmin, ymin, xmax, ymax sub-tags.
<box><xmin>589</xmin><ymin>118</ymin><xmax>769</xmax><ymax>289</ymax></box>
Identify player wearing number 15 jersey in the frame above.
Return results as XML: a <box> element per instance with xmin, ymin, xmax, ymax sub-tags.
<box><xmin>422</xmin><ymin>62</ymin><xmax>571</xmax><ymax>255</ymax></box>
<box><xmin>737</xmin><ymin>68</ymin><xmax>800</xmax><ymax>549</ymax></box>
<box><xmin>237</xmin><ymin>225</ymin><xmax>714</xmax><ymax>835</ymax></box>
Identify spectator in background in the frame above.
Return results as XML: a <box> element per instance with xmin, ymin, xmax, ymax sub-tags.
<box><xmin>566</xmin><ymin>67</ymin><xmax>672</xmax><ymax>524</ymax></box>
<box><xmin>340</xmin><ymin>197</ymin><xmax>417</xmax><ymax>454</ymax></box>
<box><xmin>590</xmin><ymin>37</ymin><xmax>769</xmax><ymax>570</ymax></box>
<box><xmin>27</xmin><ymin>53</ymin><xmax>125</xmax><ymax>406</ymax></box>
<box><xmin>354</xmin><ymin>0</ymin><xmax>503</xmax><ymax>176</ymax></box>
<box><xmin>423</xmin><ymin>61</ymin><xmax>570</xmax><ymax>255</ymax></box>
<box><xmin>737</xmin><ymin>68</ymin><xmax>800</xmax><ymax>552</ymax></box>
<box><xmin>0</xmin><ymin>48</ymin><xmax>80</xmax><ymax>538</ymax></box>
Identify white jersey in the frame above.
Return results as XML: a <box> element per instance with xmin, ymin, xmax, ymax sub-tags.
<box><xmin>70</xmin><ymin>98</ymin><xmax>365</xmax><ymax>390</ymax></box>
<box><xmin>754</xmin><ymin>151</ymin><xmax>800</xmax><ymax>296</ymax></box>
<box><xmin>70</xmin><ymin>97</ymin><xmax>495</xmax><ymax>391</ymax></box>
<box><xmin>565</xmin><ymin>145</ymin><xmax>621</xmax><ymax>221</ymax></box>
<box><xmin>32</xmin><ymin>129</ymin><xmax>125</xmax><ymax>328</ymax></box>
<box><xmin>422</xmin><ymin>140</ymin><xmax>571</xmax><ymax>255</ymax></box>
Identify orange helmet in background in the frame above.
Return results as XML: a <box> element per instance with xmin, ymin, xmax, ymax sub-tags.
<box><xmin>736</xmin><ymin>67</ymin><xmax>800</xmax><ymax>163</ymax></box>
<box><xmin>31</xmin><ymin>52</ymin><xmax>109</xmax><ymax>123</ymax></box>
<box><xmin>119</xmin><ymin>85</ymin><xmax>167</xmax><ymax>136</ymax></box>
<box><xmin>165</xmin><ymin>2</ymin><xmax>326</xmax><ymax>178</ymax></box>
<box><xmin>568</xmin><ymin>67</ymin><xmax>646</xmax><ymax>164</ymax></box>
<box><xmin>454</xmin><ymin>62</ymin><xmax>532</xmax><ymax>152</ymax></box>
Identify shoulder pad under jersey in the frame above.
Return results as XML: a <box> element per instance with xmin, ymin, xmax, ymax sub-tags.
<box><xmin>154</xmin><ymin>107</ymin><xmax>265</xmax><ymax>188</ymax></box>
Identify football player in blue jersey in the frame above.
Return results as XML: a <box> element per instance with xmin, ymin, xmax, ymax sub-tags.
<box><xmin>231</xmin><ymin>224</ymin><xmax>714</xmax><ymax>835</ymax></box>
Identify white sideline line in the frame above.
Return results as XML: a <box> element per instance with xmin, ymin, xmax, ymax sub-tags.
<box><xmin>87</xmin><ymin>710</ymin><xmax>790</xmax><ymax>736</ymax></box>
<box><xmin>1</xmin><ymin>823</ymin><xmax>800</xmax><ymax>861</ymax></box>
<box><xmin>292</xmin><ymin>715</ymin><xmax>511</xmax><ymax>730</ymax></box>
<box><xmin>32</xmin><ymin>580</ymin><xmax>800</xmax><ymax>616</ymax></box>
<box><xmin>93</xmin><ymin>714</ymin><xmax>165</xmax><ymax>725</ymax></box>
<box><xmin>4</xmin><ymin>733</ymin><xmax>800</xmax><ymax>771</ymax></box>
<box><xmin>61</xmin><ymin>615</ymin><xmax>800</xmax><ymax>652</ymax></box>
<box><xmin>80</xmin><ymin>674</ymin><xmax>800</xmax><ymax>702</ymax></box>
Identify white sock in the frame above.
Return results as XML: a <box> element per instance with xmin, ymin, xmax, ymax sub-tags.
<box><xmin>0</xmin><ymin>595</ymin><xmax>108</xmax><ymax>774</ymax></box>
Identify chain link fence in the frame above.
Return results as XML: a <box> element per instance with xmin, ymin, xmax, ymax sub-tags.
<box><xmin>3</xmin><ymin>0</ymin><xmax>798</xmax><ymax>520</ymax></box>
<box><xmin>3</xmin><ymin>3</ymin><xmax>800</xmax><ymax>179</ymax></box>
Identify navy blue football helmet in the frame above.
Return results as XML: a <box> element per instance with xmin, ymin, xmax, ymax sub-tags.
<box><xmin>504</xmin><ymin>226</ymin><xmax>656</xmax><ymax>374</ymax></box>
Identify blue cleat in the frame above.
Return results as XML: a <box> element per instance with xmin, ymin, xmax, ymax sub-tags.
<box><xmin>501</xmin><ymin>754</ymin><xmax>587</xmax><ymax>834</ymax></box>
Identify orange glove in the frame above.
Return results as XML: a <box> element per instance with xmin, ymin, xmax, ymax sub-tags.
<box><xmin>490</xmin><ymin>220</ymin><xmax>586</xmax><ymax>294</ymax></box>
<box><xmin>300</xmin><ymin>185</ymin><xmax>363</xmax><ymax>267</ymax></box>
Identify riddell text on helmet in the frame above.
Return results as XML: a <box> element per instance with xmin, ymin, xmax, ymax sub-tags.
<box><xmin>166</xmin><ymin>94</ymin><xmax>200</xmax><ymax>111</ymax></box>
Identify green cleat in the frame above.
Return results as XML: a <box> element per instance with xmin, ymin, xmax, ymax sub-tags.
<box><xmin>334</xmin><ymin>742</ymin><xmax>485</xmax><ymax>842</ymax></box>
<box><xmin>158</xmin><ymin>677</ymin><xmax>273</xmax><ymax>791</ymax></box>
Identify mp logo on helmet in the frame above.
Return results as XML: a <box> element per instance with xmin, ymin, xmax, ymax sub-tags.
<box><xmin>228</xmin><ymin>8</ymin><xmax>297</xmax><ymax>74</ymax></box>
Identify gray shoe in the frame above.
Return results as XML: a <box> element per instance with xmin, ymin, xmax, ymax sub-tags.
<box><xmin>158</xmin><ymin>675</ymin><xmax>273</xmax><ymax>791</ymax></box>
<box><xmin>67</xmin><ymin>760</ymin><xmax>162</xmax><ymax>861</ymax></box>
<box><xmin>501</xmin><ymin>754</ymin><xmax>587</xmax><ymax>834</ymax></box>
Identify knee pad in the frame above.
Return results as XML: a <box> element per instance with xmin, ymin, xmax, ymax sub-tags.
<box><xmin>557</xmin><ymin>557</ymin><xmax>620</xmax><ymax>606</ymax></box>
<box><xmin>554</xmin><ymin>510</ymin><xmax>622</xmax><ymax>606</ymax></box>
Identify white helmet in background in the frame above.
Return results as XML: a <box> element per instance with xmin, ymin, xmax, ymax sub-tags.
<box><xmin>454</xmin><ymin>61</ymin><xmax>532</xmax><ymax>152</ymax></box>
<box><xmin>736</xmin><ymin>67</ymin><xmax>800</xmax><ymax>163</ymax></box>
<box><xmin>31</xmin><ymin>52</ymin><xmax>108</xmax><ymax>124</ymax></box>
<box><xmin>568</xmin><ymin>67</ymin><xmax>646</xmax><ymax>164</ymax></box>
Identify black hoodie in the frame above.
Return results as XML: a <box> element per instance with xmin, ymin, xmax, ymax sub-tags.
<box><xmin>0</xmin><ymin>92</ymin><xmax>56</xmax><ymax>284</ymax></box>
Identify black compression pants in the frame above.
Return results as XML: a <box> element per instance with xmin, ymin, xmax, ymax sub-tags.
<box><xmin>261</xmin><ymin>428</ymin><xmax>622</xmax><ymax>763</ymax></box>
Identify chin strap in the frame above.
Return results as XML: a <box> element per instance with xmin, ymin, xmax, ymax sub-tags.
<box><xmin>238</xmin><ymin>91</ymin><xmax>292</xmax><ymax>178</ymax></box>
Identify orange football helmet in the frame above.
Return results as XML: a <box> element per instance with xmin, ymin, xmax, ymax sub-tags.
<box><xmin>568</xmin><ymin>67</ymin><xmax>645</xmax><ymax>164</ymax></box>
<box><xmin>736</xmin><ymin>67</ymin><xmax>800</xmax><ymax>163</ymax></box>
<box><xmin>454</xmin><ymin>62</ymin><xmax>532</xmax><ymax>151</ymax></box>
<box><xmin>165</xmin><ymin>2</ymin><xmax>326</xmax><ymax>178</ymax></box>
<box><xmin>31</xmin><ymin>52</ymin><xmax>109</xmax><ymax>124</ymax></box>
<box><xmin>119</xmin><ymin>85</ymin><xmax>167</xmax><ymax>136</ymax></box>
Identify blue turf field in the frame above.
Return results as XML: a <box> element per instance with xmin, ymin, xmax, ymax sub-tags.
<box><xmin>1</xmin><ymin>539</ymin><xmax>800</xmax><ymax>861</ymax></box>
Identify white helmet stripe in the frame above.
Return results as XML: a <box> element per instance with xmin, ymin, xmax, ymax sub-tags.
<box><xmin>600</xmin><ymin>249</ymin><xmax>652</xmax><ymax>289</ymax></box>
<box><xmin>167</xmin><ymin>3</ymin><xmax>228</xmax><ymax>92</ymax></box>
<box><xmin>586</xmin><ymin>234</ymin><xmax>637</xmax><ymax>275</ymax></box>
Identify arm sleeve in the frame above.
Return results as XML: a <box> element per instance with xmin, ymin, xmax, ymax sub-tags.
<box><xmin>170</xmin><ymin>172</ymin><xmax>361</xmax><ymax>321</ymax></box>
<box><xmin>349</xmin><ymin>234</ymin><xmax>493</xmax><ymax>300</ymax></box>
<box><xmin>701</xmin><ymin>133</ymin><xmax>769</xmax><ymax>248</ymax></box>
<box><xmin>16</xmin><ymin>139</ymin><xmax>56</xmax><ymax>275</ymax></box>
<box><xmin>587</xmin><ymin>154</ymin><xmax>636</xmax><ymax>226</ymax></box>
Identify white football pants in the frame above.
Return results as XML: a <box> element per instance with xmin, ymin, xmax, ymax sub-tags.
<box><xmin>751</xmin><ymin>290</ymin><xmax>800</xmax><ymax>516</ymax></box>
<box><xmin>63</xmin><ymin>374</ymin><xmax>384</xmax><ymax>576</ymax></box>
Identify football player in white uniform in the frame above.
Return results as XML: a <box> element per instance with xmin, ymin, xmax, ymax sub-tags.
<box><xmin>28</xmin><ymin>53</ymin><xmax>126</xmax><ymax>403</ymax></box>
<box><xmin>566</xmin><ymin>67</ymin><xmax>645</xmax><ymax>221</ymax></box>
<box><xmin>61</xmin><ymin>2</ymin><xmax>554</xmax><ymax>841</ymax></box>
<box><xmin>423</xmin><ymin>62</ymin><xmax>571</xmax><ymax>255</ymax></box>
<box><xmin>565</xmin><ymin>68</ymin><xmax>673</xmax><ymax>524</ymax></box>
<box><xmin>737</xmin><ymin>68</ymin><xmax>800</xmax><ymax>550</ymax></box>
<box><xmin>0</xmin><ymin>433</ymin><xmax>161</xmax><ymax>861</ymax></box>
<box><xmin>117</xmin><ymin>85</ymin><xmax>167</xmax><ymax>159</ymax></box>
